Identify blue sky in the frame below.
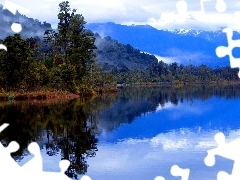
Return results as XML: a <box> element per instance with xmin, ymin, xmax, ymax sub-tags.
<box><xmin>1</xmin><ymin>0</ymin><xmax>240</xmax><ymax>31</ymax></box>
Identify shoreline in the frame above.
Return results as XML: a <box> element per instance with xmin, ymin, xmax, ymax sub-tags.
<box><xmin>117</xmin><ymin>80</ymin><xmax>240</xmax><ymax>87</ymax></box>
<box><xmin>0</xmin><ymin>88</ymin><xmax>120</xmax><ymax>102</ymax></box>
<box><xmin>1</xmin><ymin>81</ymin><xmax>239</xmax><ymax>102</ymax></box>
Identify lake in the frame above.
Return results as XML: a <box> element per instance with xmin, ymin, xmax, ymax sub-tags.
<box><xmin>1</xmin><ymin>85</ymin><xmax>240</xmax><ymax>180</ymax></box>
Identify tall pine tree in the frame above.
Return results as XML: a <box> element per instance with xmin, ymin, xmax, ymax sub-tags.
<box><xmin>44</xmin><ymin>1</ymin><xmax>96</xmax><ymax>84</ymax></box>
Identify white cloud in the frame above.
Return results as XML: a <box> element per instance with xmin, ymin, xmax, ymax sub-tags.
<box><xmin>154</xmin><ymin>55</ymin><xmax>179</xmax><ymax>64</ymax></box>
<box><xmin>155</xmin><ymin>102</ymin><xmax>175</xmax><ymax>112</ymax></box>
<box><xmin>142</xmin><ymin>52</ymin><xmax>177</xmax><ymax>64</ymax></box>
<box><xmin>144</xmin><ymin>50</ymin><xmax>212</xmax><ymax>65</ymax></box>
<box><xmin>84</xmin><ymin>128</ymin><xmax>240</xmax><ymax>179</ymax></box>
<box><xmin>1</xmin><ymin>0</ymin><xmax>240</xmax><ymax>30</ymax></box>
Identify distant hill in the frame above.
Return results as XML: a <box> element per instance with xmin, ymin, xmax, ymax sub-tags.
<box><xmin>94</xmin><ymin>34</ymin><xmax>158</xmax><ymax>70</ymax></box>
<box><xmin>0</xmin><ymin>5</ymin><xmax>235</xmax><ymax>69</ymax></box>
<box><xmin>0</xmin><ymin>6</ymin><xmax>158</xmax><ymax>70</ymax></box>
<box><xmin>86</xmin><ymin>22</ymin><xmax>235</xmax><ymax>67</ymax></box>
<box><xmin>0</xmin><ymin>4</ymin><xmax>52</xmax><ymax>39</ymax></box>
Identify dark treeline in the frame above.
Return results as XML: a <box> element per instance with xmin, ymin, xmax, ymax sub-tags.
<box><xmin>94</xmin><ymin>33</ymin><xmax>158</xmax><ymax>70</ymax></box>
<box><xmin>110</xmin><ymin>60</ymin><xmax>240</xmax><ymax>85</ymax></box>
<box><xmin>0</xmin><ymin>1</ymin><xmax>239</xmax><ymax>97</ymax></box>
<box><xmin>91</xmin><ymin>33</ymin><xmax>240</xmax><ymax>84</ymax></box>
<box><xmin>0</xmin><ymin>1</ymin><xmax>114</xmax><ymax>95</ymax></box>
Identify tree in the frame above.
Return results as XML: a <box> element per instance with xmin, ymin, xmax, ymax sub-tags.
<box><xmin>57</xmin><ymin>1</ymin><xmax>73</xmax><ymax>61</ymax></box>
<box><xmin>43</xmin><ymin>29</ymin><xmax>60</xmax><ymax>58</ymax></box>
<box><xmin>26</xmin><ymin>37</ymin><xmax>42</xmax><ymax>60</ymax></box>
<box><xmin>169</xmin><ymin>62</ymin><xmax>178</xmax><ymax>76</ymax></box>
<box><xmin>44</xmin><ymin>1</ymin><xmax>97</xmax><ymax>87</ymax></box>
<box><xmin>57</xmin><ymin>1</ymin><xmax>96</xmax><ymax>74</ymax></box>
<box><xmin>0</xmin><ymin>34</ymin><xmax>34</xmax><ymax>90</ymax></box>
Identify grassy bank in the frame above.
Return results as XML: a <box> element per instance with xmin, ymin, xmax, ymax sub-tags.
<box><xmin>0</xmin><ymin>87</ymin><xmax>120</xmax><ymax>102</ymax></box>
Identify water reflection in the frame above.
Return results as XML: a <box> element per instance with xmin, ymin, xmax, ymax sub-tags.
<box><xmin>85</xmin><ymin>85</ymin><xmax>240</xmax><ymax>180</ymax></box>
<box><xmin>95</xmin><ymin>85</ymin><xmax>240</xmax><ymax>136</ymax></box>
<box><xmin>0</xmin><ymin>99</ymin><xmax>101</xmax><ymax>179</ymax></box>
<box><xmin>86</xmin><ymin>129</ymin><xmax>238</xmax><ymax>180</ymax></box>
<box><xmin>0</xmin><ymin>84</ymin><xmax>240</xmax><ymax>179</ymax></box>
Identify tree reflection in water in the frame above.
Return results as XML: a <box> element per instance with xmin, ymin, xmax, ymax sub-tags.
<box><xmin>0</xmin><ymin>84</ymin><xmax>240</xmax><ymax>178</ymax></box>
<box><xmin>0</xmin><ymin>98</ymin><xmax>102</xmax><ymax>179</ymax></box>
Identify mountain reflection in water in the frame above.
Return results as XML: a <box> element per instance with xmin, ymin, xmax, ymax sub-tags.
<box><xmin>0</xmin><ymin>85</ymin><xmax>240</xmax><ymax>179</ymax></box>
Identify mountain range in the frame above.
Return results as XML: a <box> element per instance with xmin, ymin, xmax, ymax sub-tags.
<box><xmin>0</xmin><ymin>4</ymin><xmax>52</xmax><ymax>39</ymax></box>
<box><xmin>0</xmin><ymin>4</ymin><xmax>238</xmax><ymax>68</ymax></box>
<box><xmin>86</xmin><ymin>22</ymin><xmax>239</xmax><ymax>67</ymax></box>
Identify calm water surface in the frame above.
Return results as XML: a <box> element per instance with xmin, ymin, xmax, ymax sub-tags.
<box><xmin>1</xmin><ymin>85</ymin><xmax>240</xmax><ymax>180</ymax></box>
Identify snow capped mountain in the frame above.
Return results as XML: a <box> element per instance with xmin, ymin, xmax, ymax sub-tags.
<box><xmin>86</xmin><ymin>22</ymin><xmax>234</xmax><ymax>67</ymax></box>
<box><xmin>165</xmin><ymin>29</ymin><xmax>223</xmax><ymax>42</ymax></box>
<box><xmin>167</xmin><ymin>29</ymin><xmax>201</xmax><ymax>36</ymax></box>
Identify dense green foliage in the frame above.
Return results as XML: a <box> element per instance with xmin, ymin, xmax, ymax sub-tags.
<box><xmin>0</xmin><ymin>1</ymin><xmax>114</xmax><ymax>93</ymax></box>
<box><xmin>94</xmin><ymin>34</ymin><xmax>158</xmax><ymax>70</ymax></box>
<box><xmin>110</xmin><ymin>60</ymin><xmax>240</xmax><ymax>84</ymax></box>
<box><xmin>92</xmin><ymin>33</ymin><xmax>239</xmax><ymax>85</ymax></box>
<box><xmin>0</xmin><ymin>1</ymin><xmax>239</xmax><ymax>94</ymax></box>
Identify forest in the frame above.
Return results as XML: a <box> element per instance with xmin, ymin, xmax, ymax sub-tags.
<box><xmin>0</xmin><ymin>1</ymin><xmax>239</xmax><ymax>101</ymax></box>
<box><xmin>0</xmin><ymin>1</ymin><xmax>115</xmax><ymax>99</ymax></box>
<box><xmin>111</xmin><ymin>61</ymin><xmax>239</xmax><ymax>85</ymax></box>
<box><xmin>95</xmin><ymin>35</ymin><xmax>239</xmax><ymax>85</ymax></box>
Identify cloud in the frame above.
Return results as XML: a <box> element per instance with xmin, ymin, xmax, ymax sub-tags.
<box><xmin>145</xmin><ymin>50</ymin><xmax>213</xmax><ymax>65</ymax></box>
<box><xmin>1</xmin><ymin>0</ymin><xmax>240</xmax><ymax>30</ymax></box>
<box><xmin>164</xmin><ymin>49</ymin><xmax>213</xmax><ymax>65</ymax></box>
<box><xmin>154</xmin><ymin>54</ymin><xmax>179</xmax><ymax>64</ymax></box>
<box><xmin>142</xmin><ymin>52</ymin><xmax>177</xmax><ymax>64</ymax></box>
<box><xmin>155</xmin><ymin>102</ymin><xmax>175</xmax><ymax>112</ymax></box>
<box><xmin>84</xmin><ymin>128</ymin><xmax>240</xmax><ymax>179</ymax></box>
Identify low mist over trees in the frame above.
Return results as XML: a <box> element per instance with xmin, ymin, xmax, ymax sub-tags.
<box><xmin>94</xmin><ymin>33</ymin><xmax>158</xmax><ymax>70</ymax></box>
<box><xmin>0</xmin><ymin>1</ymin><xmax>239</xmax><ymax>95</ymax></box>
<box><xmin>0</xmin><ymin>4</ymin><xmax>51</xmax><ymax>39</ymax></box>
<box><xmin>0</xmin><ymin>1</ymin><xmax>114</xmax><ymax>94</ymax></box>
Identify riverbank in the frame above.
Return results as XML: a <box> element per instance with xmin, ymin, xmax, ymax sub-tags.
<box><xmin>1</xmin><ymin>80</ymin><xmax>238</xmax><ymax>102</ymax></box>
<box><xmin>117</xmin><ymin>80</ymin><xmax>240</xmax><ymax>87</ymax></box>
<box><xmin>0</xmin><ymin>87</ymin><xmax>120</xmax><ymax>102</ymax></box>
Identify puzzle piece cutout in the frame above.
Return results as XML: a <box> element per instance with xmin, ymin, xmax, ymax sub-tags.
<box><xmin>215</xmin><ymin>28</ymin><xmax>240</xmax><ymax>78</ymax></box>
<box><xmin>80</xmin><ymin>175</ymin><xmax>92</xmax><ymax>180</ymax></box>
<box><xmin>20</xmin><ymin>142</ymin><xmax>43</xmax><ymax>174</ymax></box>
<box><xmin>215</xmin><ymin>0</ymin><xmax>227</xmax><ymax>13</ymax></box>
<box><xmin>200</xmin><ymin>0</ymin><xmax>227</xmax><ymax>14</ymax></box>
<box><xmin>195</xmin><ymin>0</ymin><xmax>227</xmax><ymax>21</ymax></box>
<box><xmin>233</xmin><ymin>11</ymin><xmax>240</xmax><ymax>27</ymax></box>
<box><xmin>0</xmin><ymin>123</ymin><xmax>71</xmax><ymax>180</ymax></box>
<box><xmin>175</xmin><ymin>0</ymin><xmax>227</xmax><ymax>22</ymax></box>
<box><xmin>154</xmin><ymin>165</ymin><xmax>190</xmax><ymax>180</ymax></box>
<box><xmin>0</xmin><ymin>43</ymin><xmax>7</xmax><ymax>51</ymax></box>
<box><xmin>0</xmin><ymin>0</ymin><xmax>30</xmax><ymax>51</ymax></box>
<box><xmin>204</xmin><ymin>132</ymin><xmax>240</xmax><ymax>180</ymax></box>
<box><xmin>2</xmin><ymin>0</ymin><xmax>29</xmax><ymax>33</ymax></box>
<box><xmin>158</xmin><ymin>0</ymin><xmax>188</xmax><ymax>23</ymax></box>
<box><xmin>175</xmin><ymin>0</ymin><xmax>188</xmax><ymax>22</ymax></box>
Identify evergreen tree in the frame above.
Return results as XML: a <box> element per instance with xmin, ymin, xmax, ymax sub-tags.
<box><xmin>0</xmin><ymin>34</ymin><xmax>34</xmax><ymax>90</ymax></box>
<box><xmin>44</xmin><ymin>1</ymin><xmax>97</xmax><ymax>86</ymax></box>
